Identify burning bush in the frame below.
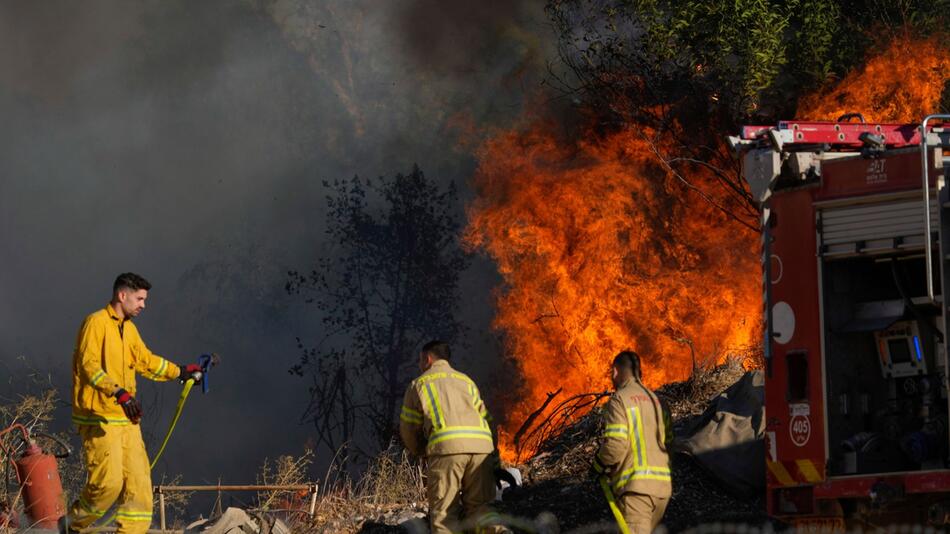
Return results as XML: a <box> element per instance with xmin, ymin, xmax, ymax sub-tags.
<box><xmin>797</xmin><ymin>34</ymin><xmax>950</xmax><ymax>121</ymax></box>
<box><xmin>464</xmin><ymin>115</ymin><xmax>762</xmax><ymax>459</ymax></box>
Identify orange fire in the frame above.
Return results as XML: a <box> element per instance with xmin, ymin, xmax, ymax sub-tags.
<box><xmin>464</xmin><ymin>117</ymin><xmax>762</xmax><ymax>460</ymax></box>
<box><xmin>797</xmin><ymin>34</ymin><xmax>950</xmax><ymax>122</ymax></box>
<box><xmin>464</xmin><ymin>33</ymin><xmax>950</xmax><ymax>461</ymax></box>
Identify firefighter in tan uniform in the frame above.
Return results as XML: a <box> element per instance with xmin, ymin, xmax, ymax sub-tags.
<box><xmin>592</xmin><ymin>350</ymin><xmax>673</xmax><ymax>533</ymax></box>
<box><xmin>399</xmin><ymin>340</ymin><xmax>508</xmax><ymax>534</ymax></box>
<box><xmin>63</xmin><ymin>273</ymin><xmax>203</xmax><ymax>534</ymax></box>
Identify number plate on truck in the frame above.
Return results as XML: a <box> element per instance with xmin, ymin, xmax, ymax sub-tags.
<box><xmin>793</xmin><ymin>517</ymin><xmax>845</xmax><ymax>532</ymax></box>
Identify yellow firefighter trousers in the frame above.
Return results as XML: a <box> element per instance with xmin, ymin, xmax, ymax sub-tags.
<box><xmin>619</xmin><ymin>492</ymin><xmax>669</xmax><ymax>533</ymax></box>
<box><xmin>68</xmin><ymin>424</ymin><xmax>153</xmax><ymax>534</ymax></box>
<box><xmin>426</xmin><ymin>453</ymin><xmax>505</xmax><ymax>534</ymax></box>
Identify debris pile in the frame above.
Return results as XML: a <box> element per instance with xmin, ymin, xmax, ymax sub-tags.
<box><xmin>185</xmin><ymin>507</ymin><xmax>292</xmax><ymax>534</ymax></box>
<box><xmin>308</xmin><ymin>501</ymin><xmax>427</xmax><ymax>533</ymax></box>
<box><xmin>497</xmin><ymin>359</ymin><xmax>767</xmax><ymax>532</ymax></box>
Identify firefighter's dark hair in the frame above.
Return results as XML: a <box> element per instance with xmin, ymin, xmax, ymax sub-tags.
<box><xmin>113</xmin><ymin>273</ymin><xmax>152</xmax><ymax>295</ymax></box>
<box><xmin>613</xmin><ymin>350</ymin><xmax>642</xmax><ymax>380</ymax></box>
<box><xmin>422</xmin><ymin>340</ymin><xmax>451</xmax><ymax>361</ymax></box>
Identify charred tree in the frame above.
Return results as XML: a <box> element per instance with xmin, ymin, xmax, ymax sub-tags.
<box><xmin>288</xmin><ymin>166</ymin><xmax>469</xmax><ymax>459</ymax></box>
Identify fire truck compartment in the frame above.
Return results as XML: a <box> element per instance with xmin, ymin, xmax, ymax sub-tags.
<box><xmin>818</xmin><ymin>198</ymin><xmax>938</xmax><ymax>257</ymax></box>
<box><xmin>821</xmin><ymin>254</ymin><xmax>949</xmax><ymax>476</ymax></box>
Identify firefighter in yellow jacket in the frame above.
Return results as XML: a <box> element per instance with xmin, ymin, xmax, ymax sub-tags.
<box><xmin>593</xmin><ymin>350</ymin><xmax>673</xmax><ymax>533</ymax></box>
<box><xmin>63</xmin><ymin>273</ymin><xmax>203</xmax><ymax>534</ymax></box>
<box><xmin>399</xmin><ymin>340</ymin><xmax>509</xmax><ymax>534</ymax></box>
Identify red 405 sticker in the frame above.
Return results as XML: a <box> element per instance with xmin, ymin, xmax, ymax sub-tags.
<box><xmin>789</xmin><ymin>415</ymin><xmax>811</xmax><ymax>447</ymax></box>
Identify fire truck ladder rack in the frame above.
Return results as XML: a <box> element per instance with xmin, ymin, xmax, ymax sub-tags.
<box><xmin>739</xmin><ymin>120</ymin><xmax>927</xmax><ymax>151</ymax></box>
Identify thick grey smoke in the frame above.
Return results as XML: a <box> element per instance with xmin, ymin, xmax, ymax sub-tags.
<box><xmin>0</xmin><ymin>0</ymin><xmax>551</xmax><ymax>513</ymax></box>
<box><xmin>397</xmin><ymin>0</ymin><xmax>546</xmax><ymax>76</ymax></box>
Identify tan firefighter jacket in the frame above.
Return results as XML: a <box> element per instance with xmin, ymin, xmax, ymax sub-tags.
<box><xmin>399</xmin><ymin>359</ymin><xmax>496</xmax><ymax>457</ymax></box>
<box><xmin>72</xmin><ymin>304</ymin><xmax>182</xmax><ymax>426</ymax></box>
<box><xmin>593</xmin><ymin>377</ymin><xmax>673</xmax><ymax>497</ymax></box>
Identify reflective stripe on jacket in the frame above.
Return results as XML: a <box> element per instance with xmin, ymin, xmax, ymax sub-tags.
<box><xmin>72</xmin><ymin>305</ymin><xmax>181</xmax><ymax>426</ymax></box>
<box><xmin>399</xmin><ymin>360</ymin><xmax>495</xmax><ymax>456</ymax></box>
<box><xmin>593</xmin><ymin>378</ymin><xmax>672</xmax><ymax>498</ymax></box>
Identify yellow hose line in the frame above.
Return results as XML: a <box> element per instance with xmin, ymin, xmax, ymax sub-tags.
<box><xmin>151</xmin><ymin>378</ymin><xmax>194</xmax><ymax>469</ymax></box>
<box><xmin>599</xmin><ymin>476</ymin><xmax>631</xmax><ymax>534</ymax></box>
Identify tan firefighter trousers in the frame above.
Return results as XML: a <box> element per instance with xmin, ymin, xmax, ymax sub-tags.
<box><xmin>427</xmin><ymin>453</ymin><xmax>505</xmax><ymax>533</ymax></box>
<box><xmin>619</xmin><ymin>492</ymin><xmax>669</xmax><ymax>533</ymax></box>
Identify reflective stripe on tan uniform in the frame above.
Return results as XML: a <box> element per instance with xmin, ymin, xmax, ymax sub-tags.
<box><xmin>399</xmin><ymin>360</ymin><xmax>506</xmax><ymax>534</ymax></box>
<box><xmin>400</xmin><ymin>359</ymin><xmax>494</xmax><ymax>456</ymax></box>
<box><xmin>593</xmin><ymin>377</ymin><xmax>672</xmax><ymax>533</ymax></box>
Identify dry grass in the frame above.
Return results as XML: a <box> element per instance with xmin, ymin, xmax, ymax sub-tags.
<box><xmin>251</xmin><ymin>446</ymin><xmax>424</xmax><ymax>533</ymax></box>
<box><xmin>155</xmin><ymin>473</ymin><xmax>193</xmax><ymax>529</ymax></box>
<box><xmin>300</xmin><ymin>446</ymin><xmax>426</xmax><ymax>534</ymax></box>
<box><xmin>249</xmin><ymin>448</ymin><xmax>315</xmax><ymax>531</ymax></box>
<box><xmin>0</xmin><ymin>390</ymin><xmax>57</xmax><ymax>430</ymax></box>
<box><xmin>256</xmin><ymin>448</ymin><xmax>314</xmax><ymax>510</ymax></box>
<box><xmin>355</xmin><ymin>447</ymin><xmax>425</xmax><ymax>507</ymax></box>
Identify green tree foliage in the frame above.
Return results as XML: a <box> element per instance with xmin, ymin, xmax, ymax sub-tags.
<box><xmin>287</xmin><ymin>166</ymin><xmax>469</xmax><ymax>458</ymax></box>
<box><xmin>548</xmin><ymin>0</ymin><xmax>950</xmax><ymax>127</ymax></box>
<box><xmin>544</xmin><ymin>0</ymin><xmax>950</xmax><ymax>220</ymax></box>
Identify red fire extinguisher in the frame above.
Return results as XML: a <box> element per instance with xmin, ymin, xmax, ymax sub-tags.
<box><xmin>1</xmin><ymin>423</ymin><xmax>71</xmax><ymax>529</ymax></box>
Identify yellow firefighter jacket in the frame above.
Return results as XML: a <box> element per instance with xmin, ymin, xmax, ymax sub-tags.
<box><xmin>71</xmin><ymin>304</ymin><xmax>181</xmax><ymax>426</ymax></box>
<box><xmin>399</xmin><ymin>359</ymin><xmax>495</xmax><ymax>457</ymax></box>
<box><xmin>593</xmin><ymin>377</ymin><xmax>673</xmax><ymax>497</ymax></box>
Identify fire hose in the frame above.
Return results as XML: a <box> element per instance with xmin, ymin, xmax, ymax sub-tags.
<box><xmin>96</xmin><ymin>353</ymin><xmax>219</xmax><ymax>529</ymax></box>
<box><xmin>151</xmin><ymin>353</ymin><xmax>219</xmax><ymax>465</ymax></box>
<box><xmin>599</xmin><ymin>476</ymin><xmax>631</xmax><ymax>534</ymax></box>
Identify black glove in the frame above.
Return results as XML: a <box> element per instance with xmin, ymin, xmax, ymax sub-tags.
<box><xmin>494</xmin><ymin>468</ymin><xmax>518</xmax><ymax>490</ymax></box>
<box><xmin>588</xmin><ymin>464</ymin><xmax>600</xmax><ymax>480</ymax></box>
<box><xmin>179</xmin><ymin>363</ymin><xmax>204</xmax><ymax>384</ymax></box>
<box><xmin>114</xmin><ymin>388</ymin><xmax>143</xmax><ymax>424</ymax></box>
<box><xmin>589</xmin><ymin>458</ymin><xmax>608</xmax><ymax>481</ymax></box>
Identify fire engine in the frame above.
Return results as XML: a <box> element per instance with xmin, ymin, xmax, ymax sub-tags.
<box><xmin>734</xmin><ymin>114</ymin><xmax>950</xmax><ymax>528</ymax></box>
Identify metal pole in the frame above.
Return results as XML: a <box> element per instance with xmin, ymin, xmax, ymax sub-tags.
<box><xmin>158</xmin><ymin>488</ymin><xmax>166</xmax><ymax>532</ymax></box>
<box><xmin>156</xmin><ymin>484</ymin><xmax>314</xmax><ymax>492</ymax></box>
<box><xmin>81</xmin><ymin>529</ymin><xmax>182</xmax><ymax>534</ymax></box>
<box><xmin>921</xmin><ymin>114</ymin><xmax>950</xmax><ymax>302</ymax></box>
<box><xmin>147</xmin><ymin>483</ymin><xmax>319</xmax><ymax>526</ymax></box>
<box><xmin>308</xmin><ymin>484</ymin><xmax>318</xmax><ymax>518</ymax></box>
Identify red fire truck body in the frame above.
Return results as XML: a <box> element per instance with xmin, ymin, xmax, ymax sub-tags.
<box><xmin>737</xmin><ymin>117</ymin><xmax>950</xmax><ymax>527</ymax></box>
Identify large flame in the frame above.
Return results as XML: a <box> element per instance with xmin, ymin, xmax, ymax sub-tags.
<box><xmin>797</xmin><ymin>34</ymin><xmax>950</xmax><ymax>121</ymax></box>
<box><xmin>464</xmin><ymin>117</ymin><xmax>761</xmax><ymax>459</ymax></box>
<box><xmin>465</xmin><ymin>33</ymin><xmax>950</xmax><ymax>461</ymax></box>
